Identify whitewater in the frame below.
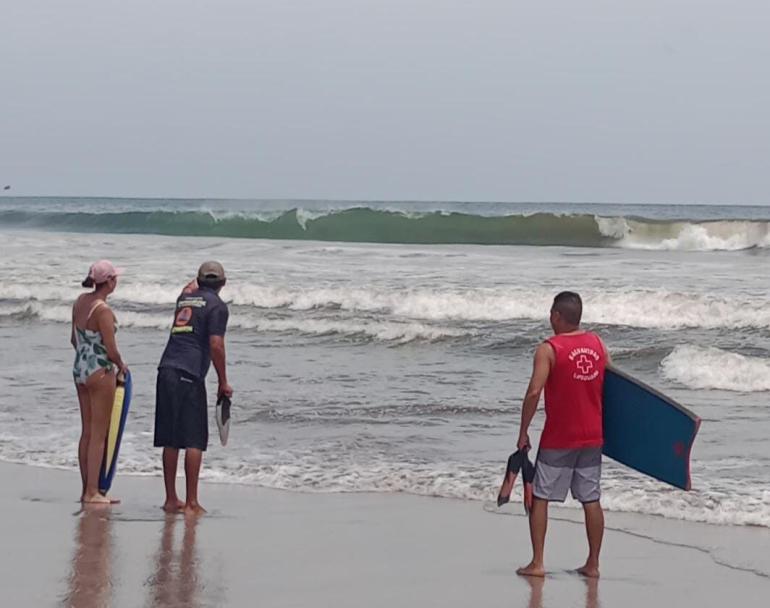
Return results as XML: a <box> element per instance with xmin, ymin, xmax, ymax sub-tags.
<box><xmin>1</xmin><ymin>198</ymin><xmax>769</xmax><ymax>529</ymax></box>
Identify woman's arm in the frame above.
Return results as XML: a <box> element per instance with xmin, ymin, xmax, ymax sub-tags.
<box><xmin>96</xmin><ymin>307</ymin><xmax>127</xmax><ymax>373</ymax></box>
<box><xmin>70</xmin><ymin>297</ymin><xmax>79</xmax><ymax>349</ymax></box>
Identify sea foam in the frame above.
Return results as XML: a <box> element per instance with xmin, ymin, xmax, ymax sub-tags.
<box><xmin>661</xmin><ymin>345</ymin><xmax>770</xmax><ymax>392</ymax></box>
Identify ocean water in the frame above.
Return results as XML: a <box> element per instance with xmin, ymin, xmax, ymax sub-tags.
<box><xmin>1</xmin><ymin>198</ymin><xmax>769</xmax><ymax>528</ymax></box>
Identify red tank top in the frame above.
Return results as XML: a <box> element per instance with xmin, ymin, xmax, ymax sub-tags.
<box><xmin>540</xmin><ymin>332</ymin><xmax>606</xmax><ymax>450</ymax></box>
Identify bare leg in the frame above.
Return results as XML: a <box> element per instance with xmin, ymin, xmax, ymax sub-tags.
<box><xmin>577</xmin><ymin>501</ymin><xmax>604</xmax><ymax>578</ymax></box>
<box><xmin>517</xmin><ymin>497</ymin><xmax>548</xmax><ymax>577</ymax></box>
<box><xmin>83</xmin><ymin>370</ymin><xmax>118</xmax><ymax>504</ymax></box>
<box><xmin>162</xmin><ymin>448</ymin><xmax>184</xmax><ymax>512</ymax></box>
<box><xmin>183</xmin><ymin>448</ymin><xmax>206</xmax><ymax>516</ymax></box>
<box><xmin>75</xmin><ymin>384</ymin><xmax>92</xmax><ymax>501</ymax></box>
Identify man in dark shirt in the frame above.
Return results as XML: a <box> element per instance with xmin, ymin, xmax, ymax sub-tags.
<box><xmin>154</xmin><ymin>261</ymin><xmax>233</xmax><ymax>515</ymax></box>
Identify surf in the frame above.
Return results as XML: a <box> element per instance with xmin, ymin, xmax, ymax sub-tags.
<box><xmin>2</xmin><ymin>200</ymin><xmax>770</xmax><ymax>250</ymax></box>
<box><xmin>3</xmin><ymin>286</ymin><xmax>770</xmax><ymax>332</ymax></box>
<box><xmin>661</xmin><ymin>345</ymin><xmax>770</xmax><ymax>392</ymax></box>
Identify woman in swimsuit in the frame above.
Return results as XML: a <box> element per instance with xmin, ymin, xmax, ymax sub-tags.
<box><xmin>71</xmin><ymin>260</ymin><xmax>128</xmax><ymax>504</ymax></box>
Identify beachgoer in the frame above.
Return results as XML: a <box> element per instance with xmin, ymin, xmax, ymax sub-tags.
<box><xmin>154</xmin><ymin>261</ymin><xmax>232</xmax><ymax>515</ymax></box>
<box><xmin>515</xmin><ymin>291</ymin><xmax>609</xmax><ymax>578</ymax></box>
<box><xmin>71</xmin><ymin>260</ymin><xmax>128</xmax><ymax>504</ymax></box>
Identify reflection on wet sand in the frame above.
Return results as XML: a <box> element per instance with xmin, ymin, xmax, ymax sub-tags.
<box><xmin>522</xmin><ymin>575</ymin><xmax>600</xmax><ymax>608</ymax></box>
<box><xmin>523</xmin><ymin>575</ymin><xmax>544</xmax><ymax>608</ymax></box>
<box><xmin>62</xmin><ymin>506</ymin><xmax>113</xmax><ymax>608</ymax></box>
<box><xmin>146</xmin><ymin>515</ymin><xmax>202</xmax><ymax>608</ymax></box>
<box><xmin>583</xmin><ymin>576</ymin><xmax>600</xmax><ymax>608</ymax></box>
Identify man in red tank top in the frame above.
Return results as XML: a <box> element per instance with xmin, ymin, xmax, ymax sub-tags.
<box><xmin>515</xmin><ymin>292</ymin><xmax>609</xmax><ymax>578</ymax></box>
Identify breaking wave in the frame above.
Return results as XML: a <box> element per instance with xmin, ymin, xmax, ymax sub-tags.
<box><xmin>2</xmin><ymin>206</ymin><xmax>769</xmax><ymax>251</ymax></box>
<box><xmin>3</xmin><ymin>286</ymin><xmax>770</xmax><ymax>331</ymax></box>
<box><xmin>0</xmin><ymin>302</ymin><xmax>468</xmax><ymax>344</ymax></box>
<box><xmin>661</xmin><ymin>345</ymin><xmax>770</xmax><ymax>392</ymax></box>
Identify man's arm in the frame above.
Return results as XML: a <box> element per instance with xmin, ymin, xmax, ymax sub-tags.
<box><xmin>181</xmin><ymin>278</ymin><xmax>198</xmax><ymax>296</ymax></box>
<box><xmin>208</xmin><ymin>302</ymin><xmax>232</xmax><ymax>398</ymax></box>
<box><xmin>517</xmin><ymin>342</ymin><xmax>554</xmax><ymax>450</ymax></box>
<box><xmin>209</xmin><ymin>335</ymin><xmax>232</xmax><ymax>398</ymax></box>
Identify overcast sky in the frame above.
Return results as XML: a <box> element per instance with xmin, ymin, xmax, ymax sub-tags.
<box><xmin>1</xmin><ymin>1</ymin><xmax>769</xmax><ymax>203</ymax></box>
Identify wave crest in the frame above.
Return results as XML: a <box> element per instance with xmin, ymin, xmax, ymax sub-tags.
<box><xmin>3</xmin><ymin>206</ymin><xmax>769</xmax><ymax>250</ymax></box>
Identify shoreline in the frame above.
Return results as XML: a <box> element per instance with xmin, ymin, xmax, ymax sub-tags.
<box><xmin>2</xmin><ymin>461</ymin><xmax>768</xmax><ymax>607</ymax></box>
<box><xmin>5</xmin><ymin>455</ymin><xmax>769</xmax><ymax>533</ymax></box>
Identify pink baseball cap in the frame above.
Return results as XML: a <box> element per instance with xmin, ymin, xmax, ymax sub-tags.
<box><xmin>82</xmin><ymin>260</ymin><xmax>123</xmax><ymax>287</ymax></box>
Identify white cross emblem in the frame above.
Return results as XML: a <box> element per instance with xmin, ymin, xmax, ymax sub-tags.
<box><xmin>576</xmin><ymin>354</ymin><xmax>594</xmax><ymax>375</ymax></box>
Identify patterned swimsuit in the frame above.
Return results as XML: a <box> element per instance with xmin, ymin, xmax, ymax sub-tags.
<box><xmin>72</xmin><ymin>300</ymin><xmax>117</xmax><ymax>384</ymax></box>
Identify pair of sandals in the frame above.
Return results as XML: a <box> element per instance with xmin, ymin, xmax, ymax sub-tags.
<box><xmin>496</xmin><ymin>448</ymin><xmax>535</xmax><ymax>513</ymax></box>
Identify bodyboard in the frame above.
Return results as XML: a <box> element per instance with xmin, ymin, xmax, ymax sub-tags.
<box><xmin>603</xmin><ymin>366</ymin><xmax>700</xmax><ymax>490</ymax></box>
<box><xmin>99</xmin><ymin>371</ymin><xmax>132</xmax><ymax>493</ymax></box>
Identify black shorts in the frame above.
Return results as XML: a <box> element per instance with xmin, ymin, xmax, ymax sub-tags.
<box><xmin>154</xmin><ymin>367</ymin><xmax>208</xmax><ymax>451</ymax></box>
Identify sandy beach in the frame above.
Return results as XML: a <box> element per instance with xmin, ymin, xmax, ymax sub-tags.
<box><xmin>1</xmin><ymin>462</ymin><xmax>767</xmax><ymax>607</ymax></box>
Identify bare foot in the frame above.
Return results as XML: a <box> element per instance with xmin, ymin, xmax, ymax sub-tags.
<box><xmin>184</xmin><ymin>503</ymin><xmax>207</xmax><ymax>517</ymax></box>
<box><xmin>576</xmin><ymin>564</ymin><xmax>600</xmax><ymax>578</ymax></box>
<box><xmin>162</xmin><ymin>499</ymin><xmax>185</xmax><ymax>513</ymax></box>
<box><xmin>83</xmin><ymin>493</ymin><xmax>119</xmax><ymax>505</ymax></box>
<box><xmin>517</xmin><ymin>562</ymin><xmax>546</xmax><ymax>577</ymax></box>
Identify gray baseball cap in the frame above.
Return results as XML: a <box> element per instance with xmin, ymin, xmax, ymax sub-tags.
<box><xmin>197</xmin><ymin>261</ymin><xmax>226</xmax><ymax>282</ymax></box>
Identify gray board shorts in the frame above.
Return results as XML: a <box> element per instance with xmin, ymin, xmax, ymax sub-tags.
<box><xmin>533</xmin><ymin>447</ymin><xmax>602</xmax><ymax>504</ymax></box>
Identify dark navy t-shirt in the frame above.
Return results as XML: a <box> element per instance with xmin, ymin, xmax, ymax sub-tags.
<box><xmin>159</xmin><ymin>286</ymin><xmax>229</xmax><ymax>379</ymax></box>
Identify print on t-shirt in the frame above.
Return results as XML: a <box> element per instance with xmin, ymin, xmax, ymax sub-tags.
<box><xmin>173</xmin><ymin>306</ymin><xmax>194</xmax><ymax>333</ymax></box>
<box><xmin>568</xmin><ymin>346</ymin><xmax>601</xmax><ymax>382</ymax></box>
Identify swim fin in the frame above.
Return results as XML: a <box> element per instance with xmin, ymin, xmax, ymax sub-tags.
<box><xmin>521</xmin><ymin>451</ymin><xmax>535</xmax><ymax>514</ymax></box>
<box><xmin>216</xmin><ymin>395</ymin><xmax>231</xmax><ymax>446</ymax></box>
<box><xmin>496</xmin><ymin>450</ymin><xmax>525</xmax><ymax>507</ymax></box>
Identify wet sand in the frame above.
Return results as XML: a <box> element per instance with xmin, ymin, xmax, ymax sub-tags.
<box><xmin>1</xmin><ymin>462</ymin><xmax>768</xmax><ymax>607</ymax></box>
